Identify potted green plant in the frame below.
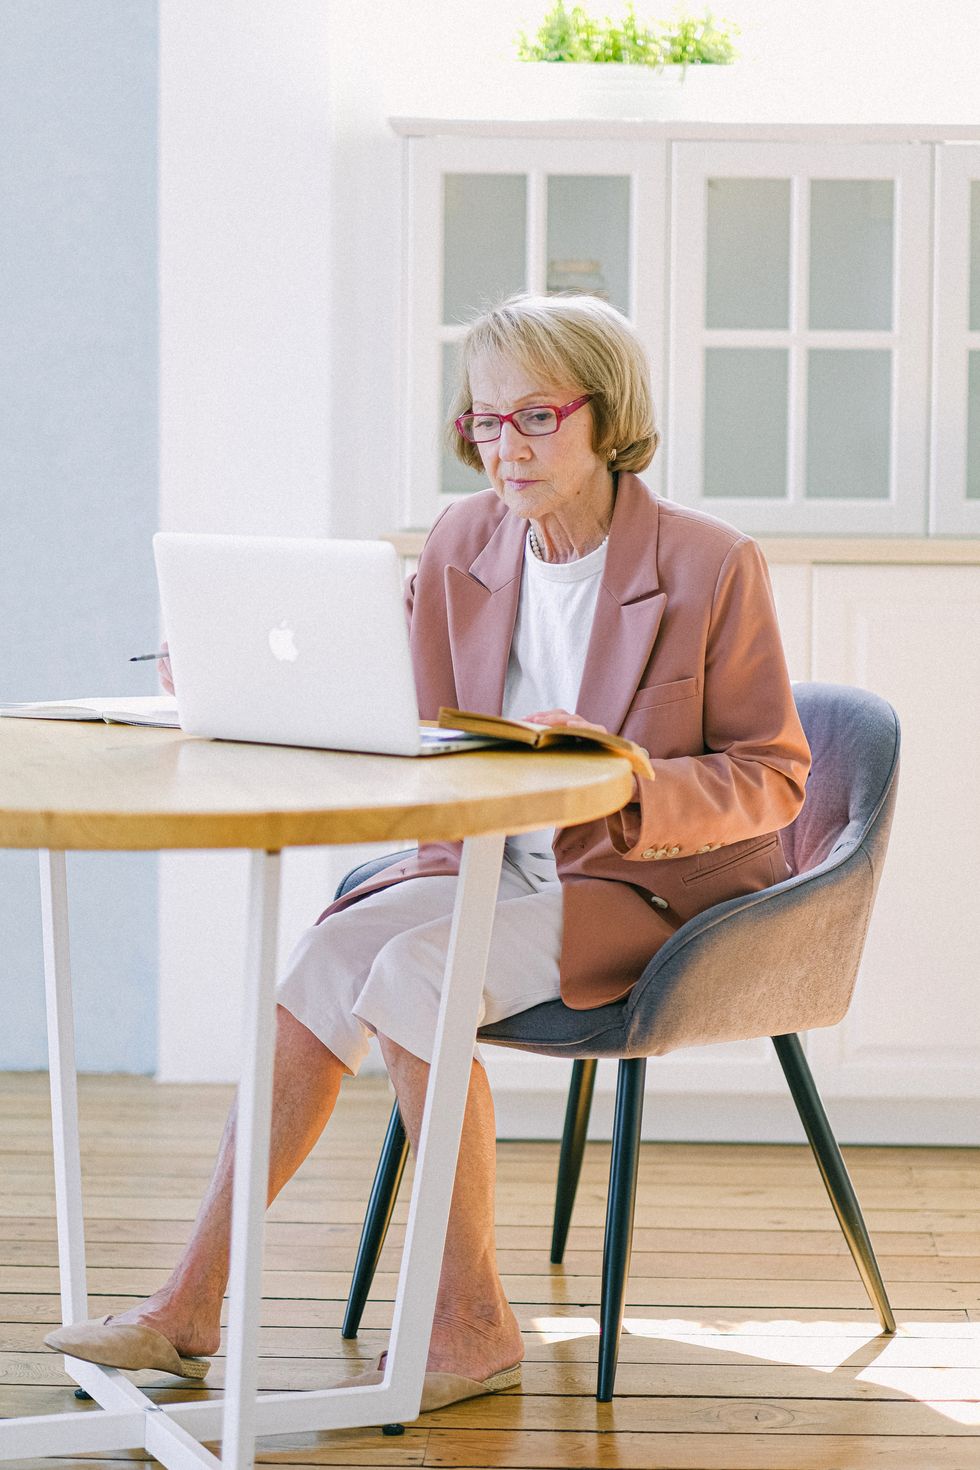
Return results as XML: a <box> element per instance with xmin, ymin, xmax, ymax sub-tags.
<box><xmin>512</xmin><ymin>3</ymin><xmax>740</xmax><ymax>118</ymax></box>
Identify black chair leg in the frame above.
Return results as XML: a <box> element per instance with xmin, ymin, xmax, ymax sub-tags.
<box><xmin>772</xmin><ymin>1032</ymin><xmax>896</xmax><ymax>1334</ymax></box>
<box><xmin>597</xmin><ymin>1057</ymin><xmax>647</xmax><ymax>1401</ymax></box>
<box><xmin>341</xmin><ymin>1101</ymin><xmax>410</xmax><ymax>1339</ymax></box>
<box><xmin>551</xmin><ymin>1058</ymin><xmax>599</xmax><ymax>1263</ymax></box>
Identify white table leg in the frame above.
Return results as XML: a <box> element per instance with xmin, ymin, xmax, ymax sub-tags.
<box><xmin>161</xmin><ymin>830</ymin><xmax>509</xmax><ymax>1438</ymax></box>
<box><xmin>7</xmin><ymin>834</ymin><xmax>505</xmax><ymax>1458</ymax></box>
<box><xmin>220</xmin><ymin>849</ymin><xmax>281</xmax><ymax>1470</ymax></box>
<box><xmin>382</xmin><ymin>832</ymin><xmax>505</xmax><ymax>1412</ymax></box>
<box><xmin>39</xmin><ymin>849</ymin><xmax>88</xmax><ymax>1326</ymax></box>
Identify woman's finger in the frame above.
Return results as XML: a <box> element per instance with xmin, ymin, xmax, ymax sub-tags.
<box><xmin>157</xmin><ymin>641</ymin><xmax>174</xmax><ymax>696</ymax></box>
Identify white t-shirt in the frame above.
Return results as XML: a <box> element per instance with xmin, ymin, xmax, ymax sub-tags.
<box><xmin>501</xmin><ymin>531</ymin><xmax>608</xmax><ymax>883</ymax></box>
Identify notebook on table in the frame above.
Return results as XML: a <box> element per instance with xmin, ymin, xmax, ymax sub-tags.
<box><xmin>151</xmin><ymin>532</ymin><xmax>494</xmax><ymax>757</ymax></box>
<box><xmin>0</xmin><ymin>696</ymin><xmax>180</xmax><ymax>727</ymax></box>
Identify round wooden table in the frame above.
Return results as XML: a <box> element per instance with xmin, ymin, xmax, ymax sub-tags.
<box><xmin>0</xmin><ymin>719</ymin><xmax>632</xmax><ymax>1469</ymax></box>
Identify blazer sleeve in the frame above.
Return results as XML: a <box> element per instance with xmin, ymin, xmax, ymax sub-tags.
<box><xmin>606</xmin><ymin>537</ymin><xmax>810</xmax><ymax>861</ymax></box>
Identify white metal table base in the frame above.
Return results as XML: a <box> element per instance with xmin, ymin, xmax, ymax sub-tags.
<box><xmin>1</xmin><ymin>834</ymin><xmax>505</xmax><ymax>1466</ymax></box>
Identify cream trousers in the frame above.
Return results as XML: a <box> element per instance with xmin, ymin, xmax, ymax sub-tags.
<box><xmin>275</xmin><ymin>855</ymin><xmax>564</xmax><ymax>1074</ymax></box>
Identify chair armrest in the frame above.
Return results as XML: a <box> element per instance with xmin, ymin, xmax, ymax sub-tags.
<box><xmin>622</xmin><ymin>849</ymin><xmax>876</xmax><ymax>1055</ymax></box>
<box><xmin>334</xmin><ymin>850</ymin><xmax>415</xmax><ymax>901</ymax></box>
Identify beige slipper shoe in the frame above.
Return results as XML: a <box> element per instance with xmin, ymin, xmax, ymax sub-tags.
<box><xmin>334</xmin><ymin>1353</ymin><xmax>521</xmax><ymax>1415</ymax></box>
<box><xmin>44</xmin><ymin>1315</ymin><xmax>211</xmax><ymax>1379</ymax></box>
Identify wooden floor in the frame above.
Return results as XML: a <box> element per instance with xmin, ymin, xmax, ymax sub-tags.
<box><xmin>1</xmin><ymin>1072</ymin><xmax>978</xmax><ymax>1470</ymax></box>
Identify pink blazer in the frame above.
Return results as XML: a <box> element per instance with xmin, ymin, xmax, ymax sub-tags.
<box><xmin>319</xmin><ymin>474</ymin><xmax>811</xmax><ymax>1009</ymax></box>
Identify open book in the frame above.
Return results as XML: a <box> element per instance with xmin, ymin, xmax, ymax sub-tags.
<box><xmin>438</xmin><ymin>707</ymin><xmax>653</xmax><ymax>780</ymax></box>
<box><xmin>0</xmin><ymin>696</ymin><xmax>180</xmax><ymax>728</ymax></box>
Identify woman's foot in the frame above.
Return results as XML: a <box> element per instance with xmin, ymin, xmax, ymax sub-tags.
<box><xmin>424</xmin><ymin>1296</ymin><xmax>524</xmax><ymax>1383</ymax></box>
<box><xmin>101</xmin><ymin>1286</ymin><xmax>222</xmax><ymax>1360</ymax></box>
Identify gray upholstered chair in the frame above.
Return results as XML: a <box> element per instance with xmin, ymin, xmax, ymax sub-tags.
<box><xmin>337</xmin><ymin>682</ymin><xmax>901</xmax><ymax>1400</ymax></box>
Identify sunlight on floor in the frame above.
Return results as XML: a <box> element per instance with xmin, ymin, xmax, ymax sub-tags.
<box><xmin>918</xmin><ymin>1400</ymin><xmax>980</xmax><ymax>1425</ymax></box>
<box><xmin>529</xmin><ymin>1315</ymin><xmax>600</xmax><ymax>1343</ymax></box>
<box><xmin>529</xmin><ymin>1314</ymin><xmax>980</xmax><ymax>1423</ymax></box>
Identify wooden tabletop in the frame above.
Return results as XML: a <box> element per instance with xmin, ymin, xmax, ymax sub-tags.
<box><xmin>0</xmin><ymin>719</ymin><xmax>634</xmax><ymax>851</ymax></box>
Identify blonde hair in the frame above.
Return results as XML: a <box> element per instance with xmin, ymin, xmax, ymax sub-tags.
<box><xmin>447</xmin><ymin>293</ymin><xmax>660</xmax><ymax>473</ymax></box>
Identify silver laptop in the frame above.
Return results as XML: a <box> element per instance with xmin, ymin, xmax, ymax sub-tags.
<box><xmin>152</xmin><ymin>532</ymin><xmax>489</xmax><ymax>757</ymax></box>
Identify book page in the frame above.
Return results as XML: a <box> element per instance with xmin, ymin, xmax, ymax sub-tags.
<box><xmin>0</xmin><ymin>696</ymin><xmax>179</xmax><ymax>726</ymax></box>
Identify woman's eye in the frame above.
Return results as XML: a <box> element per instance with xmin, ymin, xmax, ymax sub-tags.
<box><xmin>517</xmin><ymin>409</ymin><xmax>557</xmax><ymax>430</ymax></box>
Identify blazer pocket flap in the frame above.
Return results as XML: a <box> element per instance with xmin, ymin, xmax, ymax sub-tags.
<box><xmin>629</xmin><ymin>676</ymin><xmax>700</xmax><ymax>712</ymax></box>
<box><xmin>682</xmin><ymin>833</ymin><xmax>779</xmax><ymax>885</ymax></box>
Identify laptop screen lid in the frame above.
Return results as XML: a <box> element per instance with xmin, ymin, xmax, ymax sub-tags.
<box><xmin>152</xmin><ymin>532</ymin><xmax>425</xmax><ymax>755</ymax></box>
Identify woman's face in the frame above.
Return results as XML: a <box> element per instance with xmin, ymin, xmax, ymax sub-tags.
<box><xmin>467</xmin><ymin>353</ymin><xmax>611</xmax><ymax>523</ymax></box>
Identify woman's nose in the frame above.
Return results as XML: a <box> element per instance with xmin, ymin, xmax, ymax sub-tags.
<box><xmin>498</xmin><ymin>420</ymin><xmax>531</xmax><ymax>457</ymax></box>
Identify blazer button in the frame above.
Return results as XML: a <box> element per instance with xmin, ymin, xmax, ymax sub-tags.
<box><xmin>696</xmin><ymin>844</ymin><xmax>711</xmax><ymax>853</ymax></box>
<box><xmin>669</xmin><ymin>845</ymin><xmax>681</xmax><ymax>856</ymax></box>
<box><xmin>641</xmin><ymin>847</ymin><xmax>657</xmax><ymax>859</ymax></box>
<box><xmin>649</xmin><ymin>894</ymin><xmax>669</xmax><ymax>909</ymax></box>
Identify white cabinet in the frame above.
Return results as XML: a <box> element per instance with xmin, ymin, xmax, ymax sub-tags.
<box><xmin>669</xmin><ymin>142</ymin><xmax>931</xmax><ymax>533</ymax></box>
<box><xmin>398</xmin><ymin>121</ymin><xmax>979</xmax><ymax>540</ymax></box>
<box><xmin>932</xmin><ymin>143</ymin><xmax>980</xmax><ymax>533</ymax></box>
<box><xmin>807</xmin><ymin>564</ymin><xmax>980</xmax><ymax>1108</ymax></box>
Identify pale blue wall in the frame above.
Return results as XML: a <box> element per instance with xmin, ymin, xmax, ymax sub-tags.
<box><xmin>0</xmin><ymin>3</ymin><xmax>159</xmax><ymax>1070</ymax></box>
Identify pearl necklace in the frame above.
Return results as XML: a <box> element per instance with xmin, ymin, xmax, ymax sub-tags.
<box><xmin>527</xmin><ymin>526</ymin><xmax>608</xmax><ymax>562</ymax></box>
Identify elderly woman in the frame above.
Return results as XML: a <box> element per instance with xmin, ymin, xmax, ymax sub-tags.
<box><xmin>46</xmin><ymin>294</ymin><xmax>810</xmax><ymax>1412</ymax></box>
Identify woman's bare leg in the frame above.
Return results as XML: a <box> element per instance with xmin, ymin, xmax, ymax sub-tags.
<box><xmin>378</xmin><ymin>1035</ymin><xmax>524</xmax><ymax>1382</ymax></box>
<box><xmin>108</xmin><ymin>1006</ymin><xmax>346</xmax><ymax>1357</ymax></box>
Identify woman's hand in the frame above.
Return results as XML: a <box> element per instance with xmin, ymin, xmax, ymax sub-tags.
<box><xmin>523</xmin><ymin>708</ymin><xmax>608</xmax><ymax>734</ymax></box>
<box><xmin>157</xmin><ymin>641</ymin><xmax>175</xmax><ymax>696</ymax></box>
<box><xmin>525</xmin><ymin>709</ymin><xmax>641</xmax><ymax>803</ymax></box>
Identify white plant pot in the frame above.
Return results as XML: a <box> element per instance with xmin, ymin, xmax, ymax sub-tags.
<box><xmin>508</xmin><ymin>60</ymin><xmax>737</xmax><ymax>121</ymax></box>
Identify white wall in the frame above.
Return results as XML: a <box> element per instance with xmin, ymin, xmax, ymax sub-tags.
<box><xmin>158</xmin><ymin>2</ymin><xmax>354</xmax><ymax>1081</ymax></box>
<box><xmin>0</xmin><ymin>2</ymin><xmax>160</xmax><ymax>1072</ymax></box>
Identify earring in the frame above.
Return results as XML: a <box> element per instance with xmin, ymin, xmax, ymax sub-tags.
<box><xmin>608</xmin><ymin>448</ymin><xmax>618</xmax><ymax>462</ymax></box>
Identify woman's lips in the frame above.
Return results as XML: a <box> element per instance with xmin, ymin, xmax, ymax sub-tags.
<box><xmin>506</xmin><ymin>478</ymin><xmax>539</xmax><ymax>488</ymax></box>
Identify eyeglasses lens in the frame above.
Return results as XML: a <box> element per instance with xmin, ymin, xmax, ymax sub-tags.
<box><xmin>514</xmin><ymin>407</ymin><xmax>559</xmax><ymax>435</ymax></box>
<box><xmin>460</xmin><ymin>407</ymin><xmax>560</xmax><ymax>443</ymax></box>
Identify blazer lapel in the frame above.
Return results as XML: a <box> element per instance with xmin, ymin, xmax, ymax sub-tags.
<box><xmin>445</xmin><ymin>511</ymin><xmax>525</xmax><ymax>714</ymax></box>
<box><xmin>576</xmin><ymin>475</ymin><xmax>667</xmax><ymax>734</ymax></box>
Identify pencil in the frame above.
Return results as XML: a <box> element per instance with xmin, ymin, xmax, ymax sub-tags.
<box><xmin>129</xmin><ymin>652</ymin><xmax>167</xmax><ymax>662</ymax></box>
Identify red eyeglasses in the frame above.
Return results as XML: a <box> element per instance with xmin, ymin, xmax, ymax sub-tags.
<box><xmin>456</xmin><ymin>394</ymin><xmax>593</xmax><ymax>444</ymax></box>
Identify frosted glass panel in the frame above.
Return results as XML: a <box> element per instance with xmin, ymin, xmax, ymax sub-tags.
<box><xmin>968</xmin><ymin>353</ymin><xmax>980</xmax><ymax>500</ymax></box>
<box><xmin>806</xmin><ymin>350</ymin><xmax>891</xmax><ymax>500</ymax></box>
<box><xmin>443</xmin><ymin>174</ymin><xmax>526</xmax><ymax>323</ymax></box>
<box><xmin>705</xmin><ymin>179</ymin><xmax>790</xmax><ymax>329</ymax></box>
<box><xmin>810</xmin><ymin>181</ymin><xmax>894</xmax><ymax>330</ymax></box>
<box><xmin>704</xmin><ymin>349</ymin><xmax>788</xmax><ymax>498</ymax></box>
<box><xmin>441</xmin><ymin>342</ymin><xmax>490</xmax><ymax>497</ymax></box>
<box><xmin>970</xmin><ymin>182</ymin><xmax>980</xmax><ymax>331</ymax></box>
<box><xmin>547</xmin><ymin>175</ymin><xmax>630</xmax><ymax>315</ymax></box>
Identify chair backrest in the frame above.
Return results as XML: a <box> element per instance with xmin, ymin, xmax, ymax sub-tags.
<box><xmin>781</xmin><ymin>682</ymin><xmax>900</xmax><ymax>885</ymax></box>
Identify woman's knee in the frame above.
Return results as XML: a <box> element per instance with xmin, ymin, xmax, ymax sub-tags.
<box><xmin>276</xmin><ymin>1004</ymin><xmax>349</xmax><ymax>1073</ymax></box>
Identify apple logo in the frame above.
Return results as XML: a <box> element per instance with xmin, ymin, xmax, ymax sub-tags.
<box><xmin>268</xmin><ymin>620</ymin><xmax>299</xmax><ymax>662</ymax></box>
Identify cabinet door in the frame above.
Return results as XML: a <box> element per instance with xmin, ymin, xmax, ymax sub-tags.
<box><xmin>808</xmin><ymin>565</ymin><xmax>980</xmax><ymax>1117</ymax></box>
<box><xmin>670</xmin><ymin>143</ymin><xmax>931</xmax><ymax>535</ymax></box>
<box><xmin>931</xmin><ymin>144</ymin><xmax>980</xmax><ymax>533</ymax></box>
<box><xmin>402</xmin><ymin>136</ymin><xmax>666</xmax><ymax>527</ymax></box>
